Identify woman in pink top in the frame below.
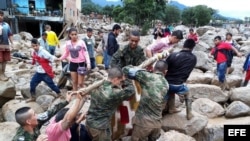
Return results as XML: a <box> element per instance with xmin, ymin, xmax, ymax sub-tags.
<box><xmin>58</xmin><ymin>28</ymin><xmax>90</xmax><ymax>91</ymax></box>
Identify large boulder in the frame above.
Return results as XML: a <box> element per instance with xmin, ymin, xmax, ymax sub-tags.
<box><xmin>19</xmin><ymin>31</ymin><xmax>33</xmax><ymax>40</ymax></box>
<box><xmin>0</xmin><ymin>122</ymin><xmax>20</xmax><ymax>141</ymax></box>
<box><xmin>211</xmin><ymin>74</ymin><xmax>243</xmax><ymax>88</ymax></box>
<box><xmin>36</xmin><ymin>95</ymin><xmax>55</xmax><ymax>111</ymax></box>
<box><xmin>194</xmin><ymin>116</ymin><xmax>250</xmax><ymax>141</ymax></box>
<box><xmin>231</xmin><ymin>57</ymin><xmax>245</xmax><ymax>76</ymax></box>
<box><xmin>2</xmin><ymin>100</ymin><xmax>44</xmax><ymax>122</ymax></box>
<box><xmin>199</xmin><ymin>30</ymin><xmax>217</xmax><ymax>48</ymax></box>
<box><xmin>188</xmin><ymin>84</ymin><xmax>229</xmax><ymax>103</ymax></box>
<box><xmin>193</xmin><ymin>41</ymin><xmax>210</xmax><ymax>52</ymax></box>
<box><xmin>0</xmin><ymin>79</ymin><xmax>16</xmax><ymax>107</ymax></box>
<box><xmin>20</xmin><ymin>83</ymin><xmax>56</xmax><ymax>98</ymax></box>
<box><xmin>196</xmin><ymin>26</ymin><xmax>216</xmax><ymax>36</ymax></box>
<box><xmin>192</xmin><ymin>98</ymin><xmax>225</xmax><ymax>118</ymax></box>
<box><xmin>230</xmin><ymin>87</ymin><xmax>250</xmax><ymax>106</ymax></box>
<box><xmin>193</xmin><ymin>51</ymin><xmax>213</xmax><ymax>72</ymax></box>
<box><xmin>228</xmin><ymin>28</ymin><xmax>239</xmax><ymax>35</ymax></box>
<box><xmin>158</xmin><ymin>130</ymin><xmax>196</xmax><ymax>141</ymax></box>
<box><xmin>187</xmin><ymin>71</ymin><xmax>214</xmax><ymax>84</ymax></box>
<box><xmin>174</xmin><ymin>25</ymin><xmax>188</xmax><ymax>33</ymax></box>
<box><xmin>225</xmin><ymin>101</ymin><xmax>250</xmax><ymax>118</ymax></box>
<box><xmin>12</xmin><ymin>34</ymin><xmax>22</xmax><ymax>41</ymax></box>
<box><xmin>240</xmin><ymin>45</ymin><xmax>250</xmax><ymax>55</ymax></box>
<box><xmin>162</xmin><ymin>110</ymin><xmax>208</xmax><ymax>136</ymax></box>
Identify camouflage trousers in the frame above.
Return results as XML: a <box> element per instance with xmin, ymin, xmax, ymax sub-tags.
<box><xmin>86</xmin><ymin>125</ymin><xmax>111</xmax><ymax>141</ymax></box>
<box><xmin>131</xmin><ymin>124</ymin><xmax>161</xmax><ymax>141</ymax></box>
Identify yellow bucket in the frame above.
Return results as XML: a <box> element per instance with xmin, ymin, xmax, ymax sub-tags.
<box><xmin>96</xmin><ymin>55</ymin><xmax>103</xmax><ymax>64</ymax></box>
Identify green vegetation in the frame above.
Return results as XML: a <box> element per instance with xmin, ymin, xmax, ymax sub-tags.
<box><xmin>82</xmin><ymin>0</ymin><xmax>243</xmax><ymax>33</ymax></box>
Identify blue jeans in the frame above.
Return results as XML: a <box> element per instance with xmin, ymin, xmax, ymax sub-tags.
<box><xmin>217</xmin><ymin>62</ymin><xmax>227</xmax><ymax>83</ymax></box>
<box><xmin>164</xmin><ymin>84</ymin><xmax>189</xmax><ymax>100</ymax></box>
<box><xmin>30</xmin><ymin>73</ymin><xmax>60</xmax><ymax>95</ymax></box>
<box><xmin>103</xmin><ymin>50</ymin><xmax>112</xmax><ymax>69</ymax></box>
<box><xmin>90</xmin><ymin>57</ymin><xmax>96</xmax><ymax>69</ymax></box>
<box><xmin>48</xmin><ymin>45</ymin><xmax>56</xmax><ymax>55</ymax></box>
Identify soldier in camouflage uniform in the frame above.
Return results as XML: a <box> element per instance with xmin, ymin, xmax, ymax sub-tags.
<box><xmin>110</xmin><ymin>30</ymin><xmax>146</xmax><ymax>68</ymax></box>
<box><xmin>12</xmin><ymin>94</ymin><xmax>73</xmax><ymax>141</ymax></box>
<box><xmin>122</xmin><ymin>61</ymin><xmax>169</xmax><ymax>141</ymax></box>
<box><xmin>86</xmin><ymin>67</ymin><xmax>135</xmax><ymax>141</ymax></box>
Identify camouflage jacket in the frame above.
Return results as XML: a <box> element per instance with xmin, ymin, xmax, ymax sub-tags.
<box><xmin>110</xmin><ymin>44</ymin><xmax>146</xmax><ymax>68</ymax></box>
<box><xmin>86</xmin><ymin>80</ymin><xmax>135</xmax><ymax>129</ymax></box>
<box><xmin>12</xmin><ymin>101</ymin><xmax>69</xmax><ymax>141</ymax></box>
<box><xmin>123</xmin><ymin>66</ymin><xmax>169</xmax><ymax>128</ymax></box>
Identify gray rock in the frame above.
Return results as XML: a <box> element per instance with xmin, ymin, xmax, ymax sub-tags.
<box><xmin>196</xmin><ymin>26</ymin><xmax>216</xmax><ymax>36</ymax></box>
<box><xmin>19</xmin><ymin>31</ymin><xmax>33</xmax><ymax>40</ymax></box>
<box><xmin>12</xmin><ymin>34</ymin><xmax>22</xmax><ymax>41</ymax></box>
<box><xmin>0</xmin><ymin>122</ymin><xmax>20</xmax><ymax>141</ymax></box>
<box><xmin>162</xmin><ymin>110</ymin><xmax>208</xmax><ymax>136</ymax></box>
<box><xmin>2</xmin><ymin>99</ymin><xmax>44</xmax><ymax>122</ymax></box>
<box><xmin>240</xmin><ymin>45</ymin><xmax>250</xmax><ymax>55</ymax></box>
<box><xmin>188</xmin><ymin>84</ymin><xmax>229</xmax><ymax>103</ymax></box>
<box><xmin>158</xmin><ymin>130</ymin><xmax>196</xmax><ymax>141</ymax></box>
<box><xmin>199</xmin><ymin>30</ymin><xmax>217</xmax><ymax>48</ymax></box>
<box><xmin>193</xmin><ymin>41</ymin><xmax>210</xmax><ymax>52</ymax></box>
<box><xmin>0</xmin><ymin>79</ymin><xmax>16</xmax><ymax>107</ymax></box>
<box><xmin>187</xmin><ymin>71</ymin><xmax>214</xmax><ymax>84</ymax></box>
<box><xmin>36</xmin><ymin>95</ymin><xmax>55</xmax><ymax>111</ymax></box>
<box><xmin>230</xmin><ymin>87</ymin><xmax>250</xmax><ymax>106</ymax></box>
<box><xmin>225</xmin><ymin>101</ymin><xmax>250</xmax><ymax>118</ymax></box>
<box><xmin>211</xmin><ymin>75</ymin><xmax>242</xmax><ymax>88</ymax></box>
<box><xmin>194</xmin><ymin>116</ymin><xmax>250</xmax><ymax>141</ymax></box>
<box><xmin>193</xmin><ymin>51</ymin><xmax>213</xmax><ymax>72</ymax></box>
<box><xmin>21</xmin><ymin>83</ymin><xmax>54</xmax><ymax>98</ymax></box>
<box><xmin>192</xmin><ymin>98</ymin><xmax>225</xmax><ymax>118</ymax></box>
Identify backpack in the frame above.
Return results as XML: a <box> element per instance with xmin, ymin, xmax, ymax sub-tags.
<box><xmin>213</xmin><ymin>47</ymin><xmax>232</xmax><ymax>65</ymax></box>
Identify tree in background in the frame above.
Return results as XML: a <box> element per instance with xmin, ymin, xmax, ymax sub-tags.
<box><xmin>162</xmin><ymin>5</ymin><xmax>181</xmax><ymax>25</ymax></box>
<box><xmin>81</xmin><ymin>0</ymin><xmax>242</xmax><ymax>30</ymax></box>
<box><xmin>102</xmin><ymin>5</ymin><xmax>115</xmax><ymax>18</ymax></box>
<box><xmin>194</xmin><ymin>5</ymin><xmax>212</xmax><ymax>26</ymax></box>
<box><xmin>112</xmin><ymin>5</ymin><xmax>125</xmax><ymax>23</ymax></box>
<box><xmin>181</xmin><ymin>7</ymin><xmax>196</xmax><ymax>26</ymax></box>
<box><xmin>82</xmin><ymin>0</ymin><xmax>102</xmax><ymax>15</ymax></box>
<box><xmin>182</xmin><ymin>5</ymin><xmax>213</xmax><ymax>26</ymax></box>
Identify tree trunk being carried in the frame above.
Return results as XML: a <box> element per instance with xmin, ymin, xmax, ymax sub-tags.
<box><xmin>74</xmin><ymin>51</ymin><xmax>169</xmax><ymax>95</ymax></box>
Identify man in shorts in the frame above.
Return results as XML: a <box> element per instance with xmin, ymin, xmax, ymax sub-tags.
<box><xmin>0</xmin><ymin>10</ymin><xmax>13</xmax><ymax>81</ymax></box>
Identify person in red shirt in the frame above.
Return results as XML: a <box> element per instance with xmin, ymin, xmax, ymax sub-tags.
<box><xmin>187</xmin><ymin>28</ymin><xmax>199</xmax><ymax>43</ymax></box>
<box><xmin>210</xmin><ymin>36</ymin><xmax>242</xmax><ymax>90</ymax></box>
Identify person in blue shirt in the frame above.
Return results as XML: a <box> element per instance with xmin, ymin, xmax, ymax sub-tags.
<box><xmin>0</xmin><ymin>10</ymin><xmax>13</xmax><ymax>81</ymax></box>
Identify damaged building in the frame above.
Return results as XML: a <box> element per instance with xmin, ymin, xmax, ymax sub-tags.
<box><xmin>0</xmin><ymin>0</ymin><xmax>81</xmax><ymax>38</ymax></box>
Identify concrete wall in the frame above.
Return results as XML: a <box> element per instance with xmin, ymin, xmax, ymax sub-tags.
<box><xmin>64</xmin><ymin>0</ymin><xmax>78</xmax><ymax>25</ymax></box>
<box><xmin>76</xmin><ymin>0</ymin><xmax>81</xmax><ymax>11</ymax></box>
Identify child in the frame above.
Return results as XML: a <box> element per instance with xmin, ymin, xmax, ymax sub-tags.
<box><xmin>243</xmin><ymin>53</ymin><xmax>250</xmax><ymax>86</ymax></box>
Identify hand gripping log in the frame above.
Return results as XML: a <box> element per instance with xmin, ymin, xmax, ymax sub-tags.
<box><xmin>73</xmin><ymin>51</ymin><xmax>170</xmax><ymax>96</ymax></box>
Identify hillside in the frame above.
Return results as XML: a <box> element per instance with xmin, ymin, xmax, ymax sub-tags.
<box><xmin>169</xmin><ymin>0</ymin><xmax>187</xmax><ymax>11</ymax></box>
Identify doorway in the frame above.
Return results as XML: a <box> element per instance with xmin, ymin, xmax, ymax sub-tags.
<box><xmin>28</xmin><ymin>0</ymin><xmax>35</xmax><ymax>14</ymax></box>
